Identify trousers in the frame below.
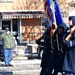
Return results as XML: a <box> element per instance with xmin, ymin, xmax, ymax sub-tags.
<box><xmin>4</xmin><ymin>49</ymin><xmax>12</xmax><ymax>65</ymax></box>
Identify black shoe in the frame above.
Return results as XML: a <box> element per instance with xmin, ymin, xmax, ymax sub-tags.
<box><xmin>8</xmin><ymin>64</ymin><xmax>13</xmax><ymax>66</ymax></box>
<box><xmin>5</xmin><ymin>65</ymin><xmax>9</xmax><ymax>67</ymax></box>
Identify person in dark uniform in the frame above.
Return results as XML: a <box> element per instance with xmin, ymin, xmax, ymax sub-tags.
<box><xmin>44</xmin><ymin>23</ymin><xmax>67</xmax><ymax>75</ymax></box>
<box><xmin>40</xmin><ymin>23</ymin><xmax>57</xmax><ymax>75</ymax></box>
<box><xmin>62</xmin><ymin>16</ymin><xmax>75</xmax><ymax>75</ymax></box>
<box><xmin>52</xmin><ymin>23</ymin><xmax>67</xmax><ymax>75</ymax></box>
<box><xmin>40</xmin><ymin>27</ymin><xmax>51</xmax><ymax>75</ymax></box>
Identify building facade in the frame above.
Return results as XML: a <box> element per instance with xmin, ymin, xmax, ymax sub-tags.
<box><xmin>0</xmin><ymin>0</ymin><xmax>71</xmax><ymax>44</ymax></box>
<box><xmin>0</xmin><ymin>10</ymin><xmax>47</xmax><ymax>44</ymax></box>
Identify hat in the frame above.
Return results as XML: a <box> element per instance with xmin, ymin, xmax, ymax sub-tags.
<box><xmin>58</xmin><ymin>23</ymin><xmax>68</xmax><ymax>32</ymax></box>
<box><xmin>69</xmin><ymin>16</ymin><xmax>75</xmax><ymax>25</ymax></box>
<box><xmin>5</xmin><ymin>28</ymin><xmax>9</xmax><ymax>31</ymax></box>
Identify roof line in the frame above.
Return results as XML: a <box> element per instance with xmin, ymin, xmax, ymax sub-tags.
<box><xmin>0</xmin><ymin>10</ymin><xmax>44</xmax><ymax>12</ymax></box>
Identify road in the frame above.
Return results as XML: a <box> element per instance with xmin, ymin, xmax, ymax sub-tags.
<box><xmin>0</xmin><ymin>59</ymin><xmax>41</xmax><ymax>75</ymax></box>
<box><xmin>0</xmin><ymin>45</ymin><xmax>62</xmax><ymax>75</ymax></box>
<box><xmin>0</xmin><ymin>45</ymin><xmax>41</xmax><ymax>75</ymax></box>
<box><xmin>0</xmin><ymin>58</ymin><xmax>62</xmax><ymax>75</ymax></box>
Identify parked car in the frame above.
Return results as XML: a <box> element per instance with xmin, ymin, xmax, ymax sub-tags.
<box><xmin>0</xmin><ymin>30</ymin><xmax>18</xmax><ymax>62</ymax></box>
<box><xmin>35</xmin><ymin>33</ymin><xmax>44</xmax><ymax>59</ymax></box>
<box><xmin>25</xmin><ymin>36</ymin><xmax>44</xmax><ymax>59</ymax></box>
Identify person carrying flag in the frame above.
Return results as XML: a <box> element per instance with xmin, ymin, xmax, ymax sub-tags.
<box><xmin>52</xmin><ymin>23</ymin><xmax>67</xmax><ymax>75</ymax></box>
<box><xmin>40</xmin><ymin>0</ymin><xmax>57</xmax><ymax>75</ymax></box>
<box><xmin>41</xmin><ymin>0</ymin><xmax>68</xmax><ymax>75</ymax></box>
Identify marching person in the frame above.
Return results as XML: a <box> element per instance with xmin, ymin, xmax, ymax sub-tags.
<box><xmin>45</xmin><ymin>23</ymin><xmax>67</xmax><ymax>75</ymax></box>
<box><xmin>52</xmin><ymin>23</ymin><xmax>67</xmax><ymax>75</ymax></box>
<box><xmin>40</xmin><ymin>27</ymin><xmax>51</xmax><ymax>75</ymax></box>
<box><xmin>40</xmin><ymin>23</ymin><xmax>56</xmax><ymax>75</ymax></box>
<box><xmin>62</xmin><ymin>16</ymin><xmax>75</xmax><ymax>75</ymax></box>
<box><xmin>0</xmin><ymin>28</ymin><xmax>15</xmax><ymax>67</ymax></box>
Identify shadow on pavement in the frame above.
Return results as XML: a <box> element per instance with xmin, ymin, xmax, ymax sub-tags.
<box><xmin>26</xmin><ymin>53</ymin><xmax>40</xmax><ymax>60</ymax></box>
<box><xmin>28</xmin><ymin>56</ymin><xmax>39</xmax><ymax>59</ymax></box>
<box><xmin>0</xmin><ymin>72</ymin><xmax>13</xmax><ymax>75</ymax></box>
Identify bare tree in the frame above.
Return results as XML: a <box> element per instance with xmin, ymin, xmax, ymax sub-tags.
<box><xmin>12</xmin><ymin>0</ymin><xmax>44</xmax><ymax>10</ymax></box>
<box><xmin>11</xmin><ymin>0</ymin><xmax>75</xmax><ymax>17</ymax></box>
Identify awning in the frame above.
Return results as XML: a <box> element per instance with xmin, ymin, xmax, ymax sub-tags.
<box><xmin>1</xmin><ymin>11</ymin><xmax>46</xmax><ymax>19</ymax></box>
<box><xmin>2</xmin><ymin>14</ymin><xmax>46</xmax><ymax>19</ymax></box>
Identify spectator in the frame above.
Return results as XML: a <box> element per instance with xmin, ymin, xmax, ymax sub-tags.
<box><xmin>0</xmin><ymin>28</ymin><xmax>15</xmax><ymax>67</ymax></box>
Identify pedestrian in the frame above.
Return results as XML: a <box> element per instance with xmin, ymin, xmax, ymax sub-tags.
<box><xmin>39</xmin><ymin>27</ymin><xmax>51</xmax><ymax>75</ymax></box>
<box><xmin>44</xmin><ymin>23</ymin><xmax>67</xmax><ymax>75</ymax></box>
<box><xmin>40</xmin><ymin>28</ymin><xmax>51</xmax><ymax>75</ymax></box>
<box><xmin>40</xmin><ymin>23</ymin><xmax>57</xmax><ymax>75</ymax></box>
<box><xmin>62</xmin><ymin>16</ymin><xmax>75</xmax><ymax>75</ymax></box>
<box><xmin>0</xmin><ymin>28</ymin><xmax>15</xmax><ymax>67</ymax></box>
<box><xmin>52</xmin><ymin>23</ymin><xmax>67</xmax><ymax>75</ymax></box>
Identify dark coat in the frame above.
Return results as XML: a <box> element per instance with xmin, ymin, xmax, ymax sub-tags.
<box><xmin>63</xmin><ymin>31</ymin><xmax>75</xmax><ymax>73</ymax></box>
<box><xmin>44</xmin><ymin>28</ymin><xmax>65</xmax><ymax>75</ymax></box>
<box><xmin>53</xmin><ymin>30</ymin><xmax>65</xmax><ymax>72</ymax></box>
<box><xmin>40</xmin><ymin>29</ymin><xmax>51</xmax><ymax>68</ymax></box>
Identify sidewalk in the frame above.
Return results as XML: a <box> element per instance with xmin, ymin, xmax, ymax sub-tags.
<box><xmin>0</xmin><ymin>46</ymin><xmax>41</xmax><ymax>75</ymax></box>
<box><xmin>0</xmin><ymin>59</ymin><xmax>41</xmax><ymax>75</ymax></box>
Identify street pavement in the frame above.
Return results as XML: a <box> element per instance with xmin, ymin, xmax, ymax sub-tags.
<box><xmin>0</xmin><ymin>58</ymin><xmax>62</xmax><ymax>75</ymax></box>
<box><xmin>0</xmin><ymin>46</ymin><xmax>62</xmax><ymax>75</ymax></box>
<box><xmin>0</xmin><ymin>59</ymin><xmax>41</xmax><ymax>75</ymax></box>
<box><xmin>0</xmin><ymin>46</ymin><xmax>42</xmax><ymax>75</ymax></box>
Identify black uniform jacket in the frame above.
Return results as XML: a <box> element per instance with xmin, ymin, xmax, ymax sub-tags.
<box><xmin>40</xmin><ymin>29</ymin><xmax>51</xmax><ymax>68</ymax></box>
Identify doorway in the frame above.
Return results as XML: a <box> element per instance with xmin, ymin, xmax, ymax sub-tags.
<box><xmin>12</xmin><ymin>19</ymin><xmax>18</xmax><ymax>37</ymax></box>
<box><xmin>2</xmin><ymin>20</ymin><xmax>11</xmax><ymax>30</ymax></box>
<box><xmin>12</xmin><ymin>19</ymin><xmax>19</xmax><ymax>43</ymax></box>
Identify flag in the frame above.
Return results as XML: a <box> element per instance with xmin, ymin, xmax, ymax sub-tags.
<box><xmin>44</xmin><ymin>0</ymin><xmax>67</xmax><ymax>31</ymax></box>
<box><xmin>44</xmin><ymin>0</ymin><xmax>57</xmax><ymax>32</ymax></box>
<box><xmin>54</xmin><ymin>0</ymin><xmax>68</xmax><ymax>31</ymax></box>
<box><xmin>54</xmin><ymin>0</ymin><xmax>64</xmax><ymax>26</ymax></box>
